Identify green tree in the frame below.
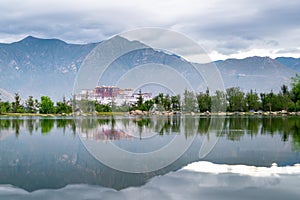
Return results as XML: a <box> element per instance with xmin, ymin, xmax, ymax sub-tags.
<box><xmin>263</xmin><ymin>90</ymin><xmax>283</xmax><ymax>111</ymax></box>
<box><xmin>0</xmin><ymin>101</ymin><xmax>11</xmax><ymax>114</ymax></box>
<box><xmin>95</xmin><ymin>102</ymin><xmax>112</xmax><ymax>112</ymax></box>
<box><xmin>39</xmin><ymin>96</ymin><xmax>55</xmax><ymax>114</ymax></box>
<box><xmin>25</xmin><ymin>96</ymin><xmax>36</xmax><ymax>113</ymax></box>
<box><xmin>144</xmin><ymin>99</ymin><xmax>154</xmax><ymax>111</ymax></box>
<box><xmin>163</xmin><ymin>94</ymin><xmax>171</xmax><ymax>111</ymax></box>
<box><xmin>260</xmin><ymin>93</ymin><xmax>267</xmax><ymax>111</ymax></box>
<box><xmin>291</xmin><ymin>74</ymin><xmax>300</xmax><ymax>111</ymax></box>
<box><xmin>136</xmin><ymin>89</ymin><xmax>146</xmax><ymax>111</ymax></box>
<box><xmin>197</xmin><ymin>88</ymin><xmax>211</xmax><ymax>112</ymax></box>
<box><xmin>245</xmin><ymin>90</ymin><xmax>260</xmax><ymax>111</ymax></box>
<box><xmin>211</xmin><ymin>90</ymin><xmax>226</xmax><ymax>112</ymax></box>
<box><xmin>153</xmin><ymin>93</ymin><xmax>164</xmax><ymax>105</ymax></box>
<box><xmin>182</xmin><ymin>89</ymin><xmax>196</xmax><ymax>112</ymax></box>
<box><xmin>55</xmin><ymin>96</ymin><xmax>72</xmax><ymax>114</ymax></box>
<box><xmin>11</xmin><ymin>93</ymin><xmax>24</xmax><ymax>113</ymax></box>
<box><xmin>171</xmin><ymin>95</ymin><xmax>181</xmax><ymax>111</ymax></box>
<box><xmin>226</xmin><ymin>87</ymin><xmax>245</xmax><ymax>112</ymax></box>
<box><xmin>277</xmin><ymin>85</ymin><xmax>294</xmax><ymax>111</ymax></box>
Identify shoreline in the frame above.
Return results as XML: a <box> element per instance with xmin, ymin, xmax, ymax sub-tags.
<box><xmin>1</xmin><ymin>111</ymin><xmax>300</xmax><ymax>117</ymax></box>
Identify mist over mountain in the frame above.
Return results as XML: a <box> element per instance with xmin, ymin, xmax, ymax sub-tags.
<box><xmin>0</xmin><ymin>36</ymin><xmax>97</xmax><ymax>101</ymax></box>
<box><xmin>215</xmin><ymin>56</ymin><xmax>298</xmax><ymax>93</ymax></box>
<box><xmin>275</xmin><ymin>57</ymin><xmax>300</xmax><ymax>73</ymax></box>
<box><xmin>0</xmin><ymin>36</ymin><xmax>299</xmax><ymax>101</ymax></box>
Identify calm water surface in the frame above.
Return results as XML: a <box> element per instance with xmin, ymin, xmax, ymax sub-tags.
<box><xmin>0</xmin><ymin>115</ymin><xmax>300</xmax><ymax>199</ymax></box>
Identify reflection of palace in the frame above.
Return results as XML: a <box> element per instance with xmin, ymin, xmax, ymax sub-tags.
<box><xmin>76</xmin><ymin>85</ymin><xmax>152</xmax><ymax>106</ymax></box>
<box><xmin>81</xmin><ymin>125</ymin><xmax>133</xmax><ymax>141</ymax></box>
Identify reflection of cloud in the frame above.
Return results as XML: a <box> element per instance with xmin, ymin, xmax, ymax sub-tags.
<box><xmin>1</xmin><ymin>161</ymin><xmax>300</xmax><ymax>200</ymax></box>
<box><xmin>183</xmin><ymin>161</ymin><xmax>300</xmax><ymax>177</ymax></box>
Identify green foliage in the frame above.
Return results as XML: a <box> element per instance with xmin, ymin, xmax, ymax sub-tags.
<box><xmin>0</xmin><ymin>101</ymin><xmax>11</xmax><ymax>114</ymax></box>
<box><xmin>211</xmin><ymin>90</ymin><xmax>226</xmax><ymax>112</ymax></box>
<box><xmin>197</xmin><ymin>88</ymin><xmax>211</xmax><ymax>112</ymax></box>
<box><xmin>136</xmin><ymin>89</ymin><xmax>144</xmax><ymax>110</ymax></box>
<box><xmin>40</xmin><ymin>119</ymin><xmax>55</xmax><ymax>134</ymax></box>
<box><xmin>95</xmin><ymin>102</ymin><xmax>112</xmax><ymax>112</ymax></box>
<box><xmin>291</xmin><ymin>73</ymin><xmax>300</xmax><ymax>111</ymax></box>
<box><xmin>12</xmin><ymin>93</ymin><xmax>24</xmax><ymax>113</ymax></box>
<box><xmin>171</xmin><ymin>95</ymin><xmax>181</xmax><ymax>111</ymax></box>
<box><xmin>55</xmin><ymin>97</ymin><xmax>72</xmax><ymax>114</ymax></box>
<box><xmin>245</xmin><ymin>90</ymin><xmax>260</xmax><ymax>111</ymax></box>
<box><xmin>182</xmin><ymin>89</ymin><xmax>196</xmax><ymax>112</ymax></box>
<box><xmin>226</xmin><ymin>87</ymin><xmax>245</xmax><ymax>112</ymax></box>
<box><xmin>39</xmin><ymin>96</ymin><xmax>55</xmax><ymax>114</ymax></box>
<box><xmin>25</xmin><ymin>96</ymin><xmax>36</xmax><ymax>113</ymax></box>
<box><xmin>144</xmin><ymin>99</ymin><xmax>155</xmax><ymax>111</ymax></box>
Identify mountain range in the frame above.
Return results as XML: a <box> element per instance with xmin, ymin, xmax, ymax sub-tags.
<box><xmin>0</xmin><ymin>36</ymin><xmax>299</xmax><ymax>101</ymax></box>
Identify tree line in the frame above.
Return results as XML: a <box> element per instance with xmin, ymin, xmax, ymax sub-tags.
<box><xmin>0</xmin><ymin>94</ymin><xmax>72</xmax><ymax>114</ymax></box>
<box><xmin>1</xmin><ymin>74</ymin><xmax>300</xmax><ymax>114</ymax></box>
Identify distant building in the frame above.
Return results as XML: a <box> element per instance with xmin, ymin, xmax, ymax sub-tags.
<box><xmin>94</xmin><ymin>86</ymin><xmax>120</xmax><ymax>98</ymax></box>
<box><xmin>76</xmin><ymin>86</ymin><xmax>152</xmax><ymax>106</ymax></box>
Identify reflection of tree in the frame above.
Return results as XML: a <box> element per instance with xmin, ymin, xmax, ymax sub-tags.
<box><xmin>0</xmin><ymin>116</ymin><xmax>300</xmax><ymax>152</ymax></box>
<box><xmin>40</xmin><ymin>119</ymin><xmax>55</xmax><ymax>134</ymax></box>
<box><xmin>184</xmin><ymin>117</ymin><xmax>197</xmax><ymax>138</ymax></box>
<box><xmin>12</xmin><ymin>119</ymin><xmax>23</xmax><ymax>137</ymax></box>
<box><xmin>0</xmin><ymin>119</ymin><xmax>11</xmax><ymax>130</ymax></box>
<box><xmin>171</xmin><ymin>116</ymin><xmax>180</xmax><ymax>133</ymax></box>
<box><xmin>197</xmin><ymin>117</ymin><xmax>211</xmax><ymax>135</ymax></box>
<box><xmin>291</xmin><ymin>118</ymin><xmax>300</xmax><ymax>151</ymax></box>
<box><xmin>26</xmin><ymin>118</ymin><xmax>35</xmax><ymax>135</ymax></box>
<box><xmin>56</xmin><ymin>119</ymin><xmax>76</xmax><ymax>134</ymax></box>
<box><xmin>226</xmin><ymin>117</ymin><xmax>246</xmax><ymax>141</ymax></box>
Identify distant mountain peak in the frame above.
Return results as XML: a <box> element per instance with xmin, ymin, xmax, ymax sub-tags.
<box><xmin>17</xmin><ymin>35</ymin><xmax>67</xmax><ymax>45</ymax></box>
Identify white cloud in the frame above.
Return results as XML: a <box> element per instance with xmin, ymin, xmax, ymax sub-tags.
<box><xmin>0</xmin><ymin>0</ymin><xmax>300</xmax><ymax>60</ymax></box>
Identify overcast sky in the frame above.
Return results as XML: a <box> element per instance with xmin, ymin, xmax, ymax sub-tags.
<box><xmin>0</xmin><ymin>0</ymin><xmax>300</xmax><ymax>60</ymax></box>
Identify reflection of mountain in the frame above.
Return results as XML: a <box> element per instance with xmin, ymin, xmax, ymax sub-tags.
<box><xmin>0</xmin><ymin>36</ymin><xmax>299</xmax><ymax>100</ymax></box>
<box><xmin>0</xmin><ymin>116</ymin><xmax>300</xmax><ymax>192</ymax></box>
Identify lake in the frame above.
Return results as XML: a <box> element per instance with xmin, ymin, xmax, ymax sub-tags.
<box><xmin>0</xmin><ymin>115</ymin><xmax>300</xmax><ymax>199</ymax></box>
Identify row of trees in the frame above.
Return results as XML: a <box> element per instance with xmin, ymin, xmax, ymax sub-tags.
<box><xmin>1</xmin><ymin>74</ymin><xmax>300</xmax><ymax>114</ymax></box>
<box><xmin>0</xmin><ymin>94</ymin><xmax>72</xmax><ymax>114</ymax></box>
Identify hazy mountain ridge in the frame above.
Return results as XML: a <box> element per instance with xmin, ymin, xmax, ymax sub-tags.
<box><xmin>0</xmin><ymin>36</ymin><xmax>97</xmax><ymax>100</ymax></box>
<box><xmin>275</xmin><ymin>57</ymin><xmax>300</xmax><ymax>73</ymax></box>
<box><xmin>215</xmin><ymin>56</ymin><xmax>298</xmax><ymax>93</ymax></box>
<box><xmin>0</xmin><ymin>36</ymin><xmax>299</xmax><ymax>100</ymax></box>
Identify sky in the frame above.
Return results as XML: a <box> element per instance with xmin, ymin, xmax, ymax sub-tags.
<box><xmin>0</xmin><ymin>0</ymin><xmax>300</xmax><ymax>60</ymax></box>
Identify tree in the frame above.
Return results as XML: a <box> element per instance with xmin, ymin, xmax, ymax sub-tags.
<box><xmin>11</xmin><ymin>93</ymin><xmax>24</xmax><ymax>113</ymax></box>
<box><xmin>39</xmin><ymin>96</ymin><xmax>55</xmax><ymax>114</ymax></box>
<box><xmin>136</xmin><ymin>89</ymin><xmax>145</xmax><ymax>110</ymax></box>
<box><xmin>163</xmin><ymin>94</ymin><xmax>171</xmax><ymax>111</ymax></box>
<box><xmin>0</xmin><ymin>101</ymin><xmax>11</xmax><ymax>114</ymax></box>
<box><xmin>211</xmin><ymin>90</ymin><xmax>226</xmax><ymax>112</ymax></box>
<box><xmin>197</xmin><ymin>88</ymin><xmax>211</xmax><ymax>112</ymax></box>
<box><xmin>55</xmin><ymin>96</ymin><xmax>72</xmax><ymax>114</ymax></box>
<box><xmin>226</xmin><ymin>87</ymin><xmax>245</xmax><ymax>112</ymax></box>
<box><xmin>245</xmin><ymin>90</ymin><xmax>260</xmax><ymax>111</ymax></box>
<box><xmin>182</xmin><ymin>89</ymin><xmax>196</xmax><ymax>112</ymax></box>
<box><xmin>265</xmin><ymin>91</ymin><xmax>275</xmax><ymax>111</ymax></box>
<box><xmin>171</xmin><ymin>95</ymin><xmax>181</xmax><ymax>111</ymax></box>
<box><xmin>25</xmin><ymin>96</ymin><xmax>36</xmax><ymax>113</ymax></box>
<box><xmin>144</xmin><ymin>99</ymin><xmax>154</xmax><ymax>111</ymax></box>
<box><xmin>291</xmin><ymin>74</ymin><xmax>300</xmax><ymax>111</ymax></box>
